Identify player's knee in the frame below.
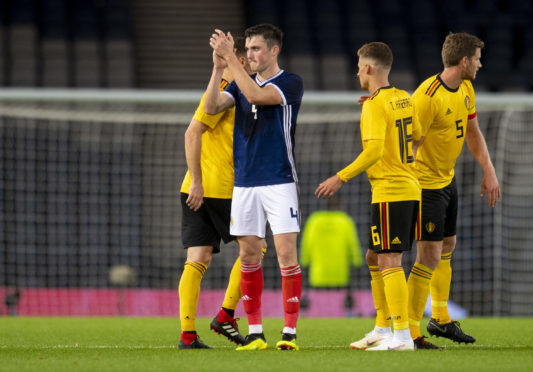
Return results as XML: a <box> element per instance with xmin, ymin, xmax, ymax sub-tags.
<box><xmin>442</xmin><ymin>236</ymin><xmax>456</xmax><ymax>253</ymax></box>
<box><xmin>416</xmin><ymin>242</ymin><xmax>442</xmax><ymax>270</ymax></box>
<box><xmin>186</xmin><ymin>246</ymin><xmax>213</xmax><ymax>266</ymax></box>
<box><xmin>365</xmin><ymin>249</ymin><xmax>378</xmax><ymax>266</ymax></box>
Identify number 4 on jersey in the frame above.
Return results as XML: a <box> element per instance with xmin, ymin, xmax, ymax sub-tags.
<box><xmin>251</xmin><ymin>104</ymin><xmax>258</xmax><ymax>119</ymax></box>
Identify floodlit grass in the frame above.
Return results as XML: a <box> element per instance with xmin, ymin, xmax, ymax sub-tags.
<box><xmin>1</xmin><ymin>317</ymin><xmax>532</xmax><ymax>372</ymax></box>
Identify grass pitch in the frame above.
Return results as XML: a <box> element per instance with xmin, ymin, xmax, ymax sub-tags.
<box><xmin>1</xmin><ymin>317</ymin><xmax>532</xmax><ymax>372</ymax></box>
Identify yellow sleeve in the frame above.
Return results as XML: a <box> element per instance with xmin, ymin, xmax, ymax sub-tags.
<box><xmin>192</xmin><ymin>93</ymin><xmax>227</xmax><ymax>129</ymax></box>
<box><xmin>337</xmin><ymin>139</ymin><xmax>384</xmax><ymax>182</ymax></box>
<box><xmin>361</xmin><ymin>100</ymin><xmax>387</xmax><ymax>141</ymax></box>
<box><xmin>465</xmin><ymin>80</ymin><xmax>477</xmax><ymax>118</ymax></box>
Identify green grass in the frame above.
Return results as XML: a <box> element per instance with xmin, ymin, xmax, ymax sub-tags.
<box><xmin>1</xmin><ymin>317</ymin><xmax>533</xmax><ymax>372</ymax></box>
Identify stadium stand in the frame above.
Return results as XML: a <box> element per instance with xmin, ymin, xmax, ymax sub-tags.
<box><xmin>0</xmin><ymin>0</ymin><xmax>532</xmax><ymax>90</ymax></box>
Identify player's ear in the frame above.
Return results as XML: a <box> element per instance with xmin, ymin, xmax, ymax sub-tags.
<box><xmin>270</xmin><ymin>44</ymin><xmax>280</xmax><ymax>57</ymax></box>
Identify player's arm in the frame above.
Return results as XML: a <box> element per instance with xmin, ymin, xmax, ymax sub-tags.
<box><xmin>466</xmin><ymin>115</ymin><xmax>501</xmax><ymax>207</ymax></box>
<box><xmin>184</xmin><ymin>119</ymin><xmax>209</xmax><ymax>211</ymax></box>
<box><xmin>412</xmin><ymin>136</ymin><xmax>424</xmax><ymax>159</ymax></box>
<box><xmin>204</xmin><ymin>51</ymin><xmax>234</xmax><ymax>115</ymax></box>
<box><xmin>210</xmin><ymin>30</ymin><xmax>282</xmax><ymax>106</ymax></box>
<box><xmin>315</xmin><ymin>139</ymin><xmax>384</xmax><ymax>199</ymax></box>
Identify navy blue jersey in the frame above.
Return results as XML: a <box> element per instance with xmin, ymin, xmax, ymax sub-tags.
<box><xmin>224</xmin><ymin>70</ymin><xmax>303</xmax><ymax>187</ymax></box>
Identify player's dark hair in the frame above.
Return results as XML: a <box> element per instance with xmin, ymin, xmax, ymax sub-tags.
<box><xmin>245</xmin><ymin>23</ymin><xmax>283</xmax><ymax>51</ymax></box>
<box><xmin>442</xmin><ymin>32</ymin><xmax>485</xmax><ymax>67</ymax></box>
<box><xmin>233</xmin><ymin>36</ymin><xmax>246</xmax><ymax>57</ymax></box>
<box><xmin>357</xmin><ymin>42</ymin><xmax>393</xmax><ymax>70</ymax></box>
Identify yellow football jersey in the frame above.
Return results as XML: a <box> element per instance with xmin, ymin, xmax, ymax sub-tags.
<box><xmin>180</xmin><ymin>81</ymin><xmax>235</xmax><ymax>199</ymax></box>
<box><xmin>413</xmin><ymin>74</ymin><xmax>477</xmax><ymax>189</ymax></box>
<box><xmin>360</xmin><ymin>86</ymin><xmax>421</xmax><ymax>203</ymax></box>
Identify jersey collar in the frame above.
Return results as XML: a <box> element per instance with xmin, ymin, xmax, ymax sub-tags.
<box><xmin>437</xmin><ymin>74</ymin><xmax>460</xmax><ymax>93</ymax></box>
<box><xmin>255</xmin><ymin>70</ymin><xmax>284</xmax><ymax>86</ymax></box>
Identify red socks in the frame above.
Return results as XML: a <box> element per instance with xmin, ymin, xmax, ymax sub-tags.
<box><xmin>281</xmin><ymin>265</ymin><xmax>302</xmax><ymax>329</ymax></box>
<box><xmin>240</xmin><ymin>263</ymin><xmax>302</xmax><ymax>330</ymax></box>
<box><xmin>180</xmin><ymin>331</ymin><xmax>197</xmax><ymax>345</ymax></box>
<box><xmin>240</xmin><ymin>263</ymin><xmax>263</xmax><ymax>326</ymax></box>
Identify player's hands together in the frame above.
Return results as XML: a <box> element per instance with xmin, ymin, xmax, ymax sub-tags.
<box><xmin>315</xmin><ymin>174</ymin><xmax>344</xmax><ymax>199</ymax></box>
<box><xmin>212</xmin><ymin>50</ymin><xmax>227</xmax><ymax>69</ymax></box>
<box><xmin>480</xmin><ymin>168</ymin><xmax>501</xmax><ymax>207</ymax></box>
<box><xmin>210</xmin><ymin>29</ymin><xmax>234</xmax><ymax>60</ymax></box>
<box><xmin>186</xmin><ymin>181</ymin><xmax>204</xmax><ymax>211</ymax></box>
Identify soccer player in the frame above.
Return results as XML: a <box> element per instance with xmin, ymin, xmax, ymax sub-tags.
<box><xmin>205</xmin><ymin>23</ymin><xmax>304</xmax><ymax>351</ymax></box>
<box><xmin>316</xmin><ymin>41</ymin><xmax>421</xmax><ymax>351</ymax></box>
<box><xmin>178</xmin><ymin>37</ymin><xmax>263</xmax><ymax>349</ymax></box>
<box><xmin>407</xmin><ymin>32</ymin><xmax>501</xmax><ymax>348</ymax></box>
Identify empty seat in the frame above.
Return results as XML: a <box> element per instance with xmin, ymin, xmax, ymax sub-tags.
<box><xmin>73</xmin><ymin>39</ymin><xmax>102</xmax><ymax>87</ymax></box>
<box><xmin>320</xmin><ymin>54</ymin><xmax>350</xmax><ymax>90</ymax></box>
<box><xmin>288</xmin><ymin>54</ymin><xmax>318</xmax><ymax>90</ymax></box>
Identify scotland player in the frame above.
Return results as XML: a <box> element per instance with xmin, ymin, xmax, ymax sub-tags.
<box><xmin>205</xmin><ymin>23</ymin><xmax>303</xmax><ymax>351</ymax></box>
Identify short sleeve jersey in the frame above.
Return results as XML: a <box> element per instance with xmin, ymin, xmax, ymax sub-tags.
<box><xmin>223</xmin><ymin>70</ymin><xmax>303</xmax><ymax>187</ymax></box>
<box><xmin>180</xmin><ymin>80</ymin><xmax>235</xmax><ymax>198</ymax></box>
<box><xmin>361</xmin><ymin>86</ymin><xmax>421</xmax><ymax>203</ymax></box>
<box><xmin>413</xmin><ymin>74</ymin><xmax>477</xmax><ymax>189</ymax></box>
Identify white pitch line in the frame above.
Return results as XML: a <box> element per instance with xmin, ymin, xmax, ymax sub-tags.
<box><xmin>1</xmin><ymin>344</ymin><xmax>530</xmax><ymax>350</ymax></box>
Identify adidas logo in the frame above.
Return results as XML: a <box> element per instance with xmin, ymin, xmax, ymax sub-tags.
<box><xmin>222</xmin><ymin>324</ymin><xmax>239</xmax><ymax>336</ymax></box>
<box><xmin>287</xmin><ymin>296</ymin><xmax>300</xmax><ymax>303</ymax></box>
<box><xmin>391</xmin><ymin>237</ymin><xmax>402</xmax><ymax>244</ymax></box>
<box><xmin>241</xmin><ymin>295</ymin><xmax>252</xmax><ymax>301</ymax></box>
<box><xmin>446</xmin><ymin>108</ymin><xmax>452</xmax><ymax>115</ymax></box>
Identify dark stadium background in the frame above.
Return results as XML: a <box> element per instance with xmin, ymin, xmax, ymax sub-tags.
<box><xmin>1</xmin><ymin>0</ymin><xmax>532</xmax><ymax>317</ymax></box>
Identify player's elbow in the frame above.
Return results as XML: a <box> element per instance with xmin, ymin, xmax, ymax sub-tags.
<box><xmin>245</xmin><ymin>93</ymin><xmax>263</xmax><ymax>106</ymax></box>
<box><xmin>203</xmin><ymin>102</ymin><xmax>218</xmax><ymax>115</ymax></box>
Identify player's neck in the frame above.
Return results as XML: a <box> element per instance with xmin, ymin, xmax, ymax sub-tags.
<box><xmin>368</xmin><ymin>77</ymin><xmax>390</xmax><ymax>95</ymax></box>
<box><xmin>256</xmin><ymin>63</ymin><xmax>281</xmax><ymax>82</ymax></box>
<box><xmin>439</xmin><ymin>68</ymin><xmax>462</xmax><ymax>90</ymax></box>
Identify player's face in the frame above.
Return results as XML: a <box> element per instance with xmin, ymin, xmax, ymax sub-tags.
<box><xmin>357</xmin><ymin>57</ymin><xmax>370</xmax><ymax>90</ymax></box>
<box><xmin>462</xmin><ymin>48</ymin><xmax>482</xmax><ymax>80</ymax></box>
<box><xmin>246</xmin><ymin>35</ymin><xmax>276</xmax><ymax>73</ymax></box>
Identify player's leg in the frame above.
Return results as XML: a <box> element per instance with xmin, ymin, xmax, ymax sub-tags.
<box><xmin>366</xmin><ymin>201</ymin><xmax>416</xmax><ymax>351</ymax></box>
<box><xmin>350</xmin><ymin>249</ymin><xmax>393</xmax><ymax>350</ymax></box>
<box><xmin>230</xmin><ymin>187</ymin><xmax>269</xmax><ymax>351</ymax></box>
<box><xmin>178</xmin><ymin>245</ymin><xmax>213</xmax><ymax>349</ymax></box>
<box><xmin>261</xmin><ymin>183</ymin><xmax>302</xmax><ymax>351</ymax></box>
<box><xmin>407</xmin><ymin>189</ymin><xmax>444</xmax><ymax>349</ymax></box>
<box><xmin>408</xmin><ymin>240</ymin><xmax>439</xmax><ymax>349</ymax></box>
<box><xmin>235</xmin><ymin>235</ymin><xmax>267</xmax><ymax>350</ymax></box>
<box><xmin>206</xmin><ymin>197</ymin><xmax>248</xmax><ymax>345</ymax></box>
<box><xmin>211</xmin><ymin>242</ymin><xmax>267</xmax><ymax>345</ymax></box>
<box><xmin>429</xmin><ymin>235</ymin><xmax>455</xmax><ymax>325</ymax></box>
<box><xmin>178</xmin><ymin>193</ymin><xmax>219</xmax><ymax>349</ymax></box>
<box><xmin>274</xmin><ymin>232</ymin><xmax>301</xmax><ymax>350</ymax></box>
<box><xmin>425</xmin><ymin>179</ymin><xmax>475</xmax><ymax>344</ymax></box>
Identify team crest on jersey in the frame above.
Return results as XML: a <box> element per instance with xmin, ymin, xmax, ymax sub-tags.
<box><xmin>425</xmin><ymin>222</ymin><xmax>436</xmax><ymax>233</ymax></box>
<box><xmin>464</xmin><ymin>96</ymin><xmax>471</xmax><ymax>110</ymax></box>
